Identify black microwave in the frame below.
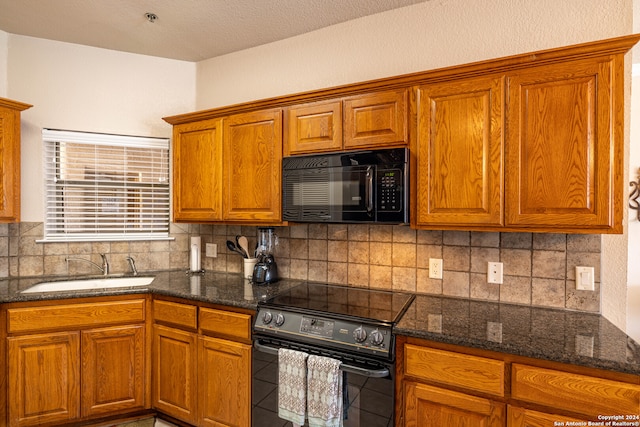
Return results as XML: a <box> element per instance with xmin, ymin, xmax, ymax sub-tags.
<box><xmin>282</xmin><ymin>148</ymin><xmax>408</xmax><ymax>224</ymax></box>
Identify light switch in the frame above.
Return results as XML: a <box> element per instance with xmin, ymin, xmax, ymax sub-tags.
<box><xmin>575</xmin><ymin>266</ymin><xmax>595</xmax><ymax>291</ymax></box>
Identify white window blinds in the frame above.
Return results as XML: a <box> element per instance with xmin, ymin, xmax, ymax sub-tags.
<box><xmin>42</xmin><ymin>129</ymin><xmax>170</xmax><ymax>241</ymax></box>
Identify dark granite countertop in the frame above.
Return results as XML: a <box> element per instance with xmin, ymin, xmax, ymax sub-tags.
<box><xmin>0</xmin><ymin>271</ymin><xmax>638</xmax><ymax>376</ymax></box>
<box><xmin>396</xmin><ymin>294</ymin><xmax>640</xmax><ymax>376</ymax></box>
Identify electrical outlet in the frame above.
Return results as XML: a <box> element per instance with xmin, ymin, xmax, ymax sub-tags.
<box><xmin>576</xmin><ymin>266</ymin><xmax>595</xmax><ymax>291</ymax></box>
<box><xmin>428</xmin><ymin>258</ymin><xmax>443</xmax><ymax>279</ymax></box>
<box><xmin>205</xmin><ymin>243</ymin><xmax>217</xmax><ymax>258</ymax></box>
<box><xmin>487</xmin><ymin>262</ymin><xmax>503</xmax><ymax>284</ymax></box>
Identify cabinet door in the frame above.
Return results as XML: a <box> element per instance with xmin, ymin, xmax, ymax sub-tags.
<box><xmin>415</xmin><ymin>76</ymin><xmax>504</xmax><ymax>227</ymax></box>
<box><xmin>344</xmin><ymin>89</ymin><xmax>408</xmax><ymax>149</ymax></box>
<box><xmin>286</xmin><ymin>100</ymin><xmax>342</xmax><ymax>155</ymax></box>
<box><xmin>223</xmin><ymin>109</ymin><xmax>282</xmax><ymax>222</ymax></box>
<box><xmin>173</xmin><ymin>118</ymin><xmax>224</xmax><ymax>222</ymax></box>
<box><xmin>81</xmin><ymin>325</ymin><xmax>146</xmax><ymax>418</ymax></box>
<box><xmin>198</xmin><ymin>336</ymin><xmax>251</xmax><ymax>427</ymax></box>
<box><xmin>506</xmin><ymin>57</ymin><xmax>619</xmax><ymax>231</ymax></box>
<box><xmin>404</xmin><ymin>381</ymin><xmax>504</xmax><ymax>427</ymax></box>
<box><xmin>0</xmin><ymin>104</ymin><xmax>21</xmax><ymax>222</ymax></box>
<box><xmin>152</xmin><ymin>325</ymin><xmax>198</xmax><ymax>425</ymax></box>
<box><xmin>507</xmin><ymin>406</ymin><xmax>586</xmax><ymax>426</ymax></box>
<box><xmin>8</xmin><ymin>332</ymin><xmax>81</xmax><ymax>427</ymax></box>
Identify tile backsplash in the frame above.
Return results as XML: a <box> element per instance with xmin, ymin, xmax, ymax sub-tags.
<box><xmin>5</xmin><ymin>222</ymin><xmax>601</xmax><ymax>313</ymax></box>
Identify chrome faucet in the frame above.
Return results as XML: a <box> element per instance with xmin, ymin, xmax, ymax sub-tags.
<box><xmin>65</xmin><ymin>253</ymin><xmax>110</xmax><ymax>276</ymax></box>
<box><xmin>126</xmin><ymin>256</ymin><xmax>138</xmax><ymax>276</ymax></box>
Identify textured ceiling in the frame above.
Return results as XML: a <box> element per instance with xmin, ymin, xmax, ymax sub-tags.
<box><xmin>0</xmin><ymin>0</ymin><xmax>429</xmax><ymax>62</ymax></box>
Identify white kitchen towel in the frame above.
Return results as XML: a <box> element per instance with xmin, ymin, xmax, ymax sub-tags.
<box><xmin>307</xmin><ymin>355</ymin><xmax>343</xmax><ymax>427</ymax></box>
<box><xmin>278</xmin><ymin>348</ymin><xmax>308</xmax><ymax>426</ymax></box>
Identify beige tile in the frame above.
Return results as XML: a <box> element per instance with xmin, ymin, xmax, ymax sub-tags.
<box><xmin>443</xmin><ymin>246</ymin><xmax>469</xmax><ymax>271</ymax></box>
<box><xmin>392</xmin><ymin>243</ymin><xmax>416</xmax><ymax>267</ymax></box>
<box><xmin>392</xmin><ymin>267</ymin><xmax>416</xmax><ymax>292</ymax></box>
<box><xmin>0</xmin><ymin>224</ymin><xmax>8</xmax><ymax>236</ymax></box>
<box><xmin>533</xmin><ymin>233</ymin><xmax>566</xmax><ymax>251</ymax></box>
<box><xmin>348</xmin><ymin>241</ymin><xmax>369</xmax><ymax>264</ymax></box>
<box><xmin>111</xmin><ymin>241</ymin><xmax>130</xmax><ymax>253</ymax></box>
<box><xmin>470</xmin><ymin>273</ymin><xmax>500</xmax><ymax>301</ymax></box>
<box><xmin>130</xmin><ymin>241</ymin><xmax>151</xmax><ymax>253</ymax></box>
<box><xmin>501</xmin><ymin>233</ymin><xmax>532</xmax><ymax>249</ymax></box>
<box><xmin>170</xmin><ymin>234</ymin><xmax>189</xmax><ymax>252</ymax></box>
<box><xmin>566</xmin><ymin>251</ymin><xmax>600</xmax><ymax>281</ymax></box>
<box><xmin>170</xmin><ymin>251</ymin><xmax>190</xmax><ymax>270</ymax></box>
<box><xmin>289</xmin><ymin>239</ymin><xmax>309</xmax><ymax>260</ymax></box>
<box><xmin>0</xmin><ymin>257</ymin><xmax>8</xmax><ymax>278</ymax></box>
<box><xmin>328</xmin><ymin>240</ymin><xmax>348</xmax><ymax>262</ymax></box>
<box><xmin>92</xmin><ymin>241</ymin><xmax>111</xmax><ymax>254</ymax></box>
<box><xmin>393</xmin><ymin>225</ymin><xmax>416</xmax><ymax>243</ymax></box>
<box><xmin>19</xmin><ymin>256</ymin><xmax>44</xmax><ymax>276</ymax></box>
<box><xmin>212</xmin><ymin>224</ymin><xmax>227</xmax><ymax>236</ymax></box>
<box><xmin>470</xmin><ymin>232</ymin><xmax>500</xmax><ymax>247</ymax></box>
<box><xmin>290</xmin><ymin>259</ymin><xmax>309</xmax><ymax>280</ymax></box>
<box><xmin>369</xmin><ymin>265</ymin><xmax>392</xmax><ymax>289</ymax></box>
<box><xmin>567</xmin><ymin>234</ymin><xmax>601</xmax><ymax>252</ymax></box>
<box><xmin>416</xmin><ymin>270</ymin><xmax>442</xmax><ymax>295</ymax></box>
<box><xmin>532</xmin><ymin>250</ymin><xmax>566</xmax><ymax>279</ymax></box>
<box><xmin>150</xmin><ymin>240</ymin><xmax>171</xmax><ymax>252</ymax></box>
<box><xmin>44</xmin><ymin>255</ymin><xmax>68</xmax><ymax>276</ymax></box>
<box><xmin>348</xmin><ymin>263</ymin><xmax>369</xmax><ymax>287</ymax></box>
<box><xmin>289</xmin><ymin>224</ymin><xmax>309</xmax><ymax>239</ymax></box>
<box><xmin>500</xmin><ymin>276</ymin><xmax>531</xmax><ymax>304</ymax></box>
<box><xmin>442</xmin><ymin>271</ymin><xmax>469</xmax><ymax>297</ymax></box>
<box><xmin>308</xmin><ymin>239</ymin><xmax>328</xmax><ymax>261</ymax></box>
<box><xmin>500</xmin><ymin>249</ymin><xmax>532</xmax><ymax>277</ymax></box>
<box><xmin>0</xmin><ymin>237</ymin><xmax>12</xmax><ymax>257</ymax></box>
<box><xmin>276</xmin><ymin>258</ymin><xmax>290</xmax><ymax>279</ymax></box>
<box><xmin>566</xmin><ymin>283</ymin><xmax>601</xmax><ymax>312</ymax></box>
<box><xmin>308</xmin><ymin>260</ymin><xmax>328</xmax><ymax>282</ymax></box>
<box><xmin>20</xmin><ymin>222</ymin><xmax>43</xmax><ymax>237</ymax></box>
<box><xmin>443</xmin><ymin>231</ymin><xmax>470</xmax><ymax>246</ymax></box>
<box><xmin>19</xmin><ymin>236</ymin><xmax>43</xmax><ymax>256</ymax></box>
<box><xmin>416</xmin><ymin>245</ymin><xmax>442</xmax><ymax>264</ymax></box>
<box><xmin>328</xmin><ymin>262</ymin><xmax>347</xmax><ymax>285</ymax></box>
<box><xmin>470</xmin><ymin>247</ymin><xmax>500</xmax><ymax>273</ymax></box>
<box><xmin>531</xmin><ymin>278</ymin><xmax>565</xmax><ymax>308</ymax></box>
<box><xmin>308</xmin><ymin>224</ymin><xmax>327</xmax><ymax>240</ymax></box>
<box><xmin>370</xmin><ymin>225</ymin><xmax>393</xmax><ymax>242</ymax></box>
<box><xmin>328</xmin><ymin>224</ymin><xmax>348</xmax><ymax>240</ymax></box>
<box><xmin>416</xmin><ymin>230</ymin><xmax>442</xmax><ymax>245</ymax></box>
<box><xmin>348</xmin><ymin>224</ymin><xmax>369</xmax><ymax>241</ymax></box>
<box><xmin>369</xmin><ymin>242</ymin><xmax>392</xmax><ymax>266</ymax></box>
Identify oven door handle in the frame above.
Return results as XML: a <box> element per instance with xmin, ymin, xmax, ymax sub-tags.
<box><xmin>253</xmin><ymin>341</ymin><xmax>390</xmax><ymax>378</ymax></box>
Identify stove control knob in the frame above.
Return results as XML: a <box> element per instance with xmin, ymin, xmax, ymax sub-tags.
<box><xmin>370</xmin><ymin>329</ymin><xmax>384</xmax><ymax>346</ymax></box>
<box><xmin>353</xmin><ymin>326</ymin><xmax>367</xmax><ymax>343</ymax></box>
<box><xmin>262</xmin><ymin>311</ymin><xmax>273</xmax><ymax>325</ymax></box>
<box><xmin>275</xmin><ymin>313</ymin><xmax>285</xmax><ymax>327</ymax></box>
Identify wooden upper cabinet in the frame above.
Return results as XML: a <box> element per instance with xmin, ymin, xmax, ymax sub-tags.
<box><xmin>414</xmin><ymin>76</ymin><xmax>504</xmax><ymax>227</ymax></box>
<box><xmin>285</xmin><ymin>89</ymin><xmax>408</xmax><ymax>155</ymax></box>
<box><xmin>0</xmin><ymin>98</ymin><xmax>31</xmax><ymax>223</ymax></box>
<box><xmin>223</xmin><ymin>109</ymin><xmax>283</xmax><ymax>222</ymax></box>
<box><xmin>285</xmin><ymin>100</ymin><xmax>342</xmax><ymax>155</ymax></box>
<box><xmin>506</xmin><ymin>56</ymin><xmax>621</xmax><ymax>232</ymax></box>
<box><xmin>172</xmin><ymin>118</ymin><xmax>223</xmax><ymax>222</ymax></box>
<box><xmin>344</xmin><ymin>89</ymin><xmax>408</xmax><ymax>149</ymax></box>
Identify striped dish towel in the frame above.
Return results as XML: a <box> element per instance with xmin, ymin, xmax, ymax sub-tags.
<box><xmin>278</xmin><ymin>348</ymin><xmax>308</xmax><ymax>426</ymax></box>
<box><xmin>307</xmin><ymin>355</ymin><xmax>343</xmax><ymax>427</ymax></box>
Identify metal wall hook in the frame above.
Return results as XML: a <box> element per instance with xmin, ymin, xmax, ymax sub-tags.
<box><xmin>630</xmin><ymin>168</ymin><xmax>640</xmax><ymax>221</ymax></box>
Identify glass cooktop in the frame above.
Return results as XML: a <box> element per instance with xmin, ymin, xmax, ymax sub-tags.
<box><xmin>263</xmin><ymin>282</ymin><xmax>415</xmax><ymax>324</ymax></box>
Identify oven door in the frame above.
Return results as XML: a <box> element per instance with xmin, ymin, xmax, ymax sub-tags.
<box><xmin>252</xmin><ymin>340</ymin><xmax>394</xmax><ymax>427</ymax></box>
<box><xmin>282</xmin><ymin>165</ymin><xmax>375</xmax><ymax>222</ymax></box>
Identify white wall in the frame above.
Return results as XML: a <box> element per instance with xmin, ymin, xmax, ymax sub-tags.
<box><xmin>7</xmin><ymin>35</ymin><xmax>196</xmax><ymax>222</ymax></box>
<box><xmin>196</xmin><ymin>0</ymin><xmax>631</xmax><ymax>109</ymax></box>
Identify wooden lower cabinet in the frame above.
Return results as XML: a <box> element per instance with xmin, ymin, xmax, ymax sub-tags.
<box><xmin>198</xmin><ymin>336</ymin><xmax>251</xmax><ymax>427</ymax></box>
<box><xmin>152</xmin><ymin>325</ymin><xmax>199</xmax><ymax>425</ymax></box>
<box><xmin>404</xmin><ymin>381</ymin><xmax>505</xmax><ymax>427</ymax></box>
<box><xmin>507</xmin><ymin>406</ymin><xmax>586</xmax><ymax>426</ymax></box>
<box><xmin>152</xmin><ymin>301</ymin><xmax>252</xmax><ymax>427</ymax></box>
<box><xmin>8</xmin><ymin>332</ymin><xmax>81</xmax><ymax>426</ymax></box>
<box><xmin>81</xmin><ymin>325</ymin><xmax>146</xmax><ymax>418</ymax></box>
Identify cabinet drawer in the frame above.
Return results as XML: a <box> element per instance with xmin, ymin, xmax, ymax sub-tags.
<box><xmin>199</xmin><ymin>308</ymin><xmax>251</xmax><ymax>341</ymax></box>
<box><xmin>7</xmin><ymin>299</ymin><xmax>146</xmax><ymax>333</ymax></box>
<box><xmin>404</xmin><ymin>344</ymin><xmax>505</xmax><ymax>396</ymax></box>
<box><xmin>512</xmin><ymin>364</ymin><xmax>640</xmax><ymax>417</ymax></box>
<box><xmin>153</xmin><ymin>300</ymin><xmax>197</xmax><ymax>330</ymax></box>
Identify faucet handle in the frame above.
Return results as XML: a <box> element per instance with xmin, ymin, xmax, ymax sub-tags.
<box><xmin>99</xmin><ymin>253</ymin><xmax>109</xmax><ymax>275</ymax></box>
<box><xmin>126</xmin><ymin>256</ymin><xmax>138</xmax><ymax>276</ymax></box>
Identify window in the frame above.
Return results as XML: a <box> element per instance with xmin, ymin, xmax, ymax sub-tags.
<box><xmin>42</xmin><ymin>129</ymin><xmax>170</xmax><ymax>241</ymax></box>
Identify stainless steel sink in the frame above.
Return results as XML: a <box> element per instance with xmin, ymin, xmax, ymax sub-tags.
<box><xmin>21</xmin><ymin>276</ymin><xmax>155</xmax><ymax>293</ymax></box>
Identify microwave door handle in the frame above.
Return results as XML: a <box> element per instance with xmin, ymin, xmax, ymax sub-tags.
<box><xmin>365</xmin><ymin>166</ymin><xmax>374</xmax><ymax>214</ymax></box>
